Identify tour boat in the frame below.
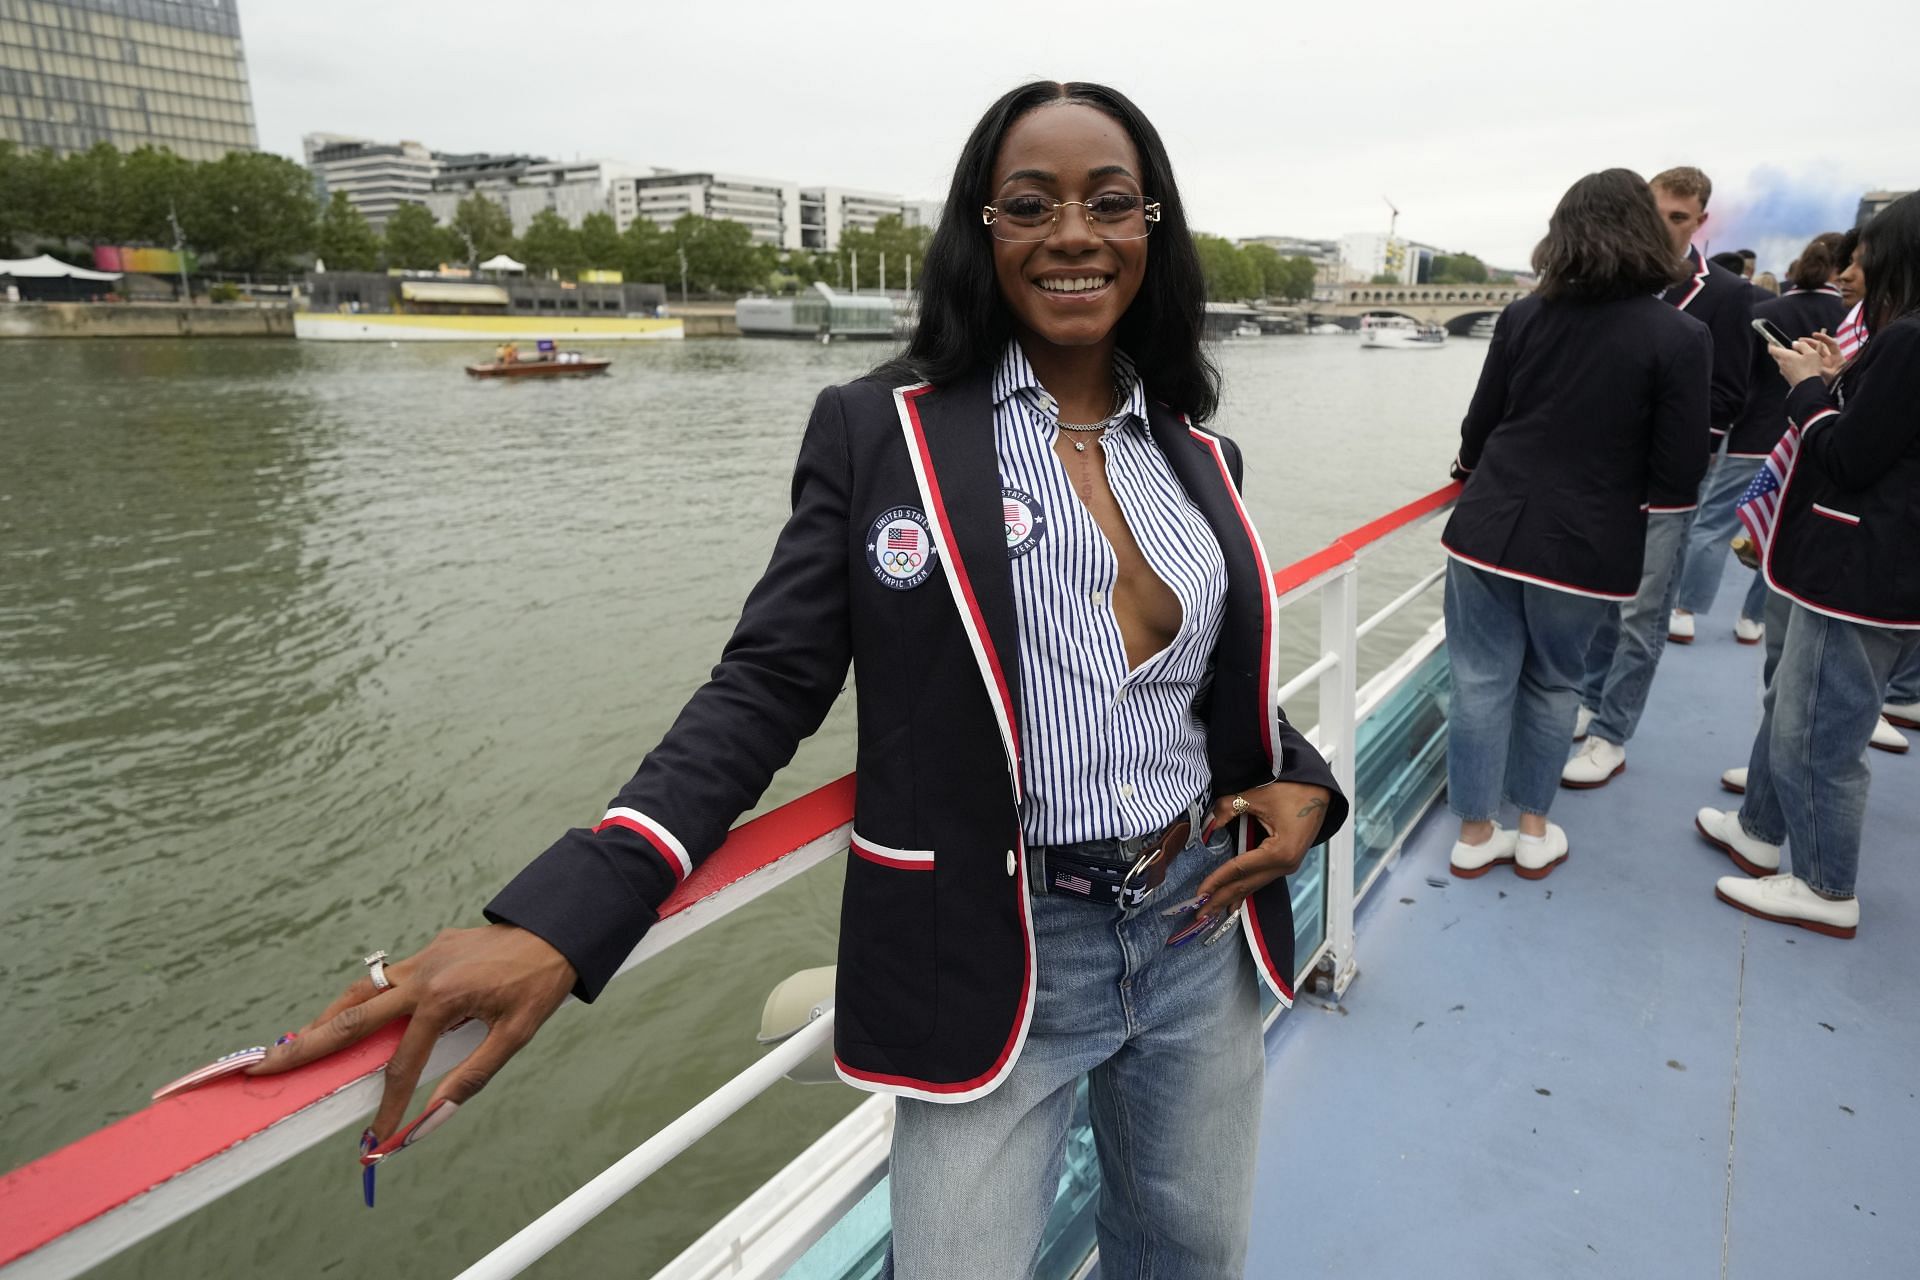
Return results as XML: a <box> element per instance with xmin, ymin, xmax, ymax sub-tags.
<box><xmin>1359</xmin><ymin>315</ymin><xmax>1447</xmax><ymax>348</ymax></box>
<box><xmin>5</xmin><ymin>483</ymin><xmax>1915</xmax><ymax>1280</ymax></box>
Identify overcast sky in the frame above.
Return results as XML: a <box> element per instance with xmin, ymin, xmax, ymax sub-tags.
<box><xmin>242</xmin><ymin>0</ymin><xmax>1914</xmax><ymax>272</ymax></box>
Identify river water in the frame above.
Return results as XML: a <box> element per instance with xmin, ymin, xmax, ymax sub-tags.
<box><xmin>0</xmin><ymin>333</ymin><xmax>1484</xmax><ymax>1276</ymax></box>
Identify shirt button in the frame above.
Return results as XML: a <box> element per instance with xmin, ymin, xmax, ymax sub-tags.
<box><xmin>1006</xmin><ymin>849</ymin><xmax>1017</xmax><ymax>876</ymax></box>
<box><xmin>1119</xmin><ymin>783</ymin><xmax>1136</xmax><ymax>799</ymax></box>
<box><xmin>1090</xmin><ymin>590</ymin><xmax>1105</xmax><ymax>607</ymax></box>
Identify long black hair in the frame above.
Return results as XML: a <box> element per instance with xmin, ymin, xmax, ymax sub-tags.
<box><xmin>1531</xmin><ymin>169</ymin><xmax>1688</xmax><ymax>302</ymax></box>
<box><xmin>883</xmin><ymin>81</ymin><xmax>1219</xmax><ymax>421</ymax></box>
<box><xmin>1858</xmin><ymin>194</ymin><xmax>1920</xmax><ymax>335</ymax></box>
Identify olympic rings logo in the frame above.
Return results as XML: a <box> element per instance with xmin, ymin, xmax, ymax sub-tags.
<box><xmin>882</xmin><ymin>550</ymin><xmax>924</xmax><ymax>570</ymax></box>
<box><xmin>1004</xmin><ymin>520</ymin><xmax>1029</xmax><ymax>541</ymax></box>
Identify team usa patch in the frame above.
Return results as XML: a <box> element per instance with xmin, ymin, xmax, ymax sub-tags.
<box><xmin>866</xmin><ymin>507</ymin><xmax>937</xmax><ymax>590</ymax></box>
<box><xmin>1002</xmin><ymin>486</ymin><xmax>1046</xmax><ymax>559</ymax></box>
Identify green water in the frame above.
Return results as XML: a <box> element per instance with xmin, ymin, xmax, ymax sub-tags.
<box><xmin>0</xmin><ymin>334</ymin><xmax>1479</xmax><ymax>1277</ymax></box>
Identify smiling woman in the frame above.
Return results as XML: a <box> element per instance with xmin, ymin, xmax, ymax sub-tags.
<box><xmin>232</xmin><ymin>80</ymin><xmax>1345</xmax><ymax>1280</ymax></box>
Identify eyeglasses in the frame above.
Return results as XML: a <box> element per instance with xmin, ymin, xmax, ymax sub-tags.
<box><xmin>981</xmin><ymin>194</ymin><xmax>1161</xmax><ymax>242</ymax></box>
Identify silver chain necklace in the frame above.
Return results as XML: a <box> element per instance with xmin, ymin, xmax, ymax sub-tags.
<box><xmin>1055</xmin><ymin>384</ymin><xmax>1126</xmax><ymax>452</ymax></box>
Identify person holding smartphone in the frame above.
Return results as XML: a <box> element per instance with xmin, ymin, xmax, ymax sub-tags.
<box><xmin>1698</xmin><ymin>194</ymin><xmax>1920</xmax><ymax>937</ymax></box>
<box><xmin>1671</xmin><ymin>231</ymin><xmax>1848</xmax><ymax>645</ymax></box>
<box><xmin>1442</xmin><ymin>169</ymin><xmax>1710</xmax><ymax>880</ymax></box>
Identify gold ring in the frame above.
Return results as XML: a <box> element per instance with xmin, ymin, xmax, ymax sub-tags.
<box><xmin>1230</xmin><ymin>795</ymin><xmax>1249</xmax><ymax>816</ymax></box>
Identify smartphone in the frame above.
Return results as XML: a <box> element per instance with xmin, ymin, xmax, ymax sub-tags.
<box><xmin>1752</xmin><ymin>318</ymin><xmax>1794</xmax><ymax>349</ymax></box>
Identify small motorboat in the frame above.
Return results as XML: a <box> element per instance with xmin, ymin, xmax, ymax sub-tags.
<box><xmin>465</xmin><ymin>355</ymin><xmax>612</xmax><ymax>378</ymax></box>
<box><xmin>467</xmin><ymin>340</ymin><xmax>611</xmax><ymax>378</ymax></box>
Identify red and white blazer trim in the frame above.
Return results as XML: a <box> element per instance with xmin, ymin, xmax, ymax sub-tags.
<box><xmin>1187</xmin><ymin>423</ymin><xmax>1281</xmax><ymax>773</ymax></box>
<box><xmin>1810</xmin><ymin>503</ymin><xmax>1861</xmax><ymax>526</ymax></box>
<box><xmin>849</xmin><ymin>833</ymin><xmax>936</xmax><ymax>871</ymax></box>
<box><xmin>593</xmin><ymin>807</ymin><xmax>693</xmax><ymax>882</ymax></box>
<box><xmin>1442</xmin><ymin>544</ymin><xmax>1635</xmax><ymax>602</ymax></box>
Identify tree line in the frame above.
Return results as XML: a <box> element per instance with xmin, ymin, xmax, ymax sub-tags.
<box><xmin>1194</xmin><ymin>235</ymin><xmax>1320</xmax><ymax>302</ymax></box>
<box><xmin>1</xmin><ymin>139</ymin><xmax>934</xmax><ymax>295</ymax></box>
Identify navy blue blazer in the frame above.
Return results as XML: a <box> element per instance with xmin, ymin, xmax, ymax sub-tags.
<box><xmin>1444</xmin><ymin>293</ymin><xmax>1712</xmax><ymax>599</ymax></box>
<box><xmin>1727</xmin><ymin>287</ymin><xmax>1848</xmax><ymax>457</ymax></box>
<box><xmin>1664</xmin><ymin>245</ymin><xmax>1755</xmax><ymax>441</ymax></box>
<box><xmin>487</xmin><ymin>368</ymin><xmax>1347</xmax><ymax>1102</ymax></box>
<box><xmin>1768</xmin><ymin>314</ymin><xmax>1920</xmax><ymax>628</ymax></box>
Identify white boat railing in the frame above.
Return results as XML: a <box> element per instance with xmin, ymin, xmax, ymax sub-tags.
<box><xmin>0</xmin><ymin>483</ymin><xmax>1464</xmax><ymax>1280</ymax></box>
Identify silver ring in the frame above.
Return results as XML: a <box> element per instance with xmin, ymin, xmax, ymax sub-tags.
<box><xmin>363</xmin><ymin>949</ymin><xmax>391</xmax><ymax>992</ymax></box>
<box><xmin>1230</xmin><ymin>795</ymin><xmax>1250</xmax><ymax>816</ymax></box>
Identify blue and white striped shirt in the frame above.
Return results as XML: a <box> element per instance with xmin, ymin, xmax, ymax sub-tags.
<box><xmin>991</xmin><ymin>342</ymin><xmax>1229</xmax><ymax>846</ymax></box>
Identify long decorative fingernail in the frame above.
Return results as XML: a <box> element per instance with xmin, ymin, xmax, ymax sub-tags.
<box><xmin>151</xmin><ymin>1046</ymin><xmax>268</xmax><ymax>1101</ymax></box>
<box><xmin>359</xmin><ymin>1129</ymin><xmax>380</xmax><ymax>1207</ymax></box>
<box><xmin>363</xmin><ymin>1101</ymin><xmax>459</xmax><ymax>1165</ymax></box>
<box><xmin>1168</xmin><ymin>914</ymin><xmax>1214</xmax><ymax>947</ymax></box>
<box><xmin>1202</xmin><ymin>911</ymin><xmax>1240</xmax><ymax>946</ymax></box>
<box><xmin>275</xmin><ymin>1031</ymin><xmax>300</xmax><ymax>1047</ymax></box>
<box><xmin>1159</xmin><ymin>893</ymin><xmax>1209</xmax><ymax>917</ymax></box>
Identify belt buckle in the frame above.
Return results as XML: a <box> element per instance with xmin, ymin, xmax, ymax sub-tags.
<box><xmin>1119</xmin><ymin>819</ymin><xmax>1189</xmax><ymax>905</ymax></box>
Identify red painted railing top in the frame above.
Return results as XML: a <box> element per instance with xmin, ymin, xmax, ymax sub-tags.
<box><xmin>0</xmin><ymin>486</ymin><xmax>1461</xmax><ymax>1270</ymax></box>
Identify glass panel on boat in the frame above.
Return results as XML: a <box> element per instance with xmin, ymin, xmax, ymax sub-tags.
<box><xmin>1351</xmin><ymin>644</ymin><xmax>1451</xmax><ymax>899</ymax></box>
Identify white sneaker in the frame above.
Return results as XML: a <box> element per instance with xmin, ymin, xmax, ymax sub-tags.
<box><xmin>1572</xmin><ymin>705</ymin><xmax>1595</xmax><ymax>742</ymax></box>
<box><xmin>1561</xmin><ymin>736</ymin><xmax>1626</xmax><ymax>788</ymax></box>
<box><xmin>1720</xmin><ymin>766</ymin><xmax>1747</xmax><ymax>795</ymax></box>
<box><xmin>1870</xmin><ymin>715</ymin><xmax>1910</xmax><ymax>755</ymax></box>
<box><xmin>1514</xmin><ymin>823</ymin><xmax>1569</xmax><ymax>879</ymax></box>
<box><xmin>1668</xmin><ymin>610</ymin><xmax>1695</xmax><ymax>643</ymax></box>
<box><xmin>1694</xmin><ymin>807</ymin><xmax>1781</xmax><ymax>876</ymax></box>
<box><xmin>1885</xmin><ymin>700</ymin><xmax>1920</xmax><ymax>730</ymax></box>
<box><xmin>1714</xmin><ymin>874</ymin><xmax>1857</xmax><ymax>938</ymax></box>
<box><xmin>1734</xmin><ymin>616</ymin><xmax>1765</xmax><ymax>645</ymax></box>
<box><xmin>1450</xmin><ymin>827</ymin><xmax>1518</xmax><ymax>879</ymax></box>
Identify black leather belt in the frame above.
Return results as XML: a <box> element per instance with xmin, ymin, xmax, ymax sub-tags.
<box><xmin>1028</xmin><ymin>800</ymin><xmax>1206</xmax><ymax>907</ymax></box>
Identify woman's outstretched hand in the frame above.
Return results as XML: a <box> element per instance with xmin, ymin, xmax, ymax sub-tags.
<box><xmin>1185</xmin><ymin>782</ymin><xmax>1333</xmax><ymax>940</ymax></box>
<box><xmin>1771</xmin><ymin>334</ymin><xmax>1832</xmax><ymax>388</ymax></box>
<box><xmin>245</xmin><ymin>924</ymin><xmax>576</xmax><ymax>1157</ymax></box>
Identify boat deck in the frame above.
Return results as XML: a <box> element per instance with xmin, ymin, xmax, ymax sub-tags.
<box><xmin>1246</xmin><ymin>576</ymin><xmax>1918</xmax><ymax>1278</ymax></box>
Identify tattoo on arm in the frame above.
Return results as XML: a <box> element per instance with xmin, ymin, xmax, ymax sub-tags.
<box><xmin>1297</xmin><ymin>797</ymin><xmax>1328</xmax><ymax>821</ymax></box>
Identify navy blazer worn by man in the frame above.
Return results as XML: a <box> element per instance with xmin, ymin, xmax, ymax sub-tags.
<box><xmin>486</xmin><ymin>368</ymin><xmax>1348</xmax><ymax>1102</ymax></box>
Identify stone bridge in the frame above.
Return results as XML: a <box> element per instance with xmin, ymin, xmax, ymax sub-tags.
<box><xmin>1316</xmin><ymin>283</ymin><xmax>1532</xmax><ymax>333</ymax></box>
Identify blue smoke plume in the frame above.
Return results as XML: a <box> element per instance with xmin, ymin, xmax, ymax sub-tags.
<box><xmin>1710</xmin><ymin>164</ymin><xmax>1865</xmax><ymax>275</ymax></box>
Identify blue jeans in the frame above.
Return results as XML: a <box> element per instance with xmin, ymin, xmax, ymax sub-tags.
<box><xmin>885</xmin><ymin>827</ymin><xmax>1262</xmax><ymax>1279</ymax></box>
<box><xmin>1444</xmin><ymin>558</ymin><xmax>1613</xmax><ymax>820</ymax></box>
<box><xmin>1674</xmin><ymin>443</ymin><xmax>1768</xmax><ymax>620</ymax></box>
<box><xmin>1888</xmin><ymin>646</ymin><xmax>1920</xmax><ymax>705</ymax></box>
<box><xmin>1581</xmin><ymin>509</ymin><xmax>1694</xmax><ymax>744</ymax></box>
<box><xmin>1738</xmin><ymin>604</ymin><xmax>1920</xmax><ymax>898</ymax></box>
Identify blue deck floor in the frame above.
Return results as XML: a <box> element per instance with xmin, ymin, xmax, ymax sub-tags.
<box><xmin>1246</xmin><ymin>580</ymin><xmax>1919</xmax><ymax>1278</ymax></box>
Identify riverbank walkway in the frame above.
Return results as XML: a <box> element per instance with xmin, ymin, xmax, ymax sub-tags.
<box><xmin>1245</xmin><ymin>564</ymin><xmax>1918</xmax><ymax>1278</ymax></box>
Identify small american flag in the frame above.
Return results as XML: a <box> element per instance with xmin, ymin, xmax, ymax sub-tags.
<box><xmin>1054</xmin><ymin>872</ymin><xmax>1093</xmax><ymax>896</ymax></box>
<box><xmin>1835</xmin><ymin>302</ymin><xmax>1867</xmax><ymax>361</ymax></box>
<box><xmin>1735</xmin><ymin>425</ymin><xmax>1801</xmax><ymax>557</ymax></box>
<box><xmin>1004</xmin><ymin>501</ymin><xmax>1024</xmax><ymax>523</ymax></box>
<box><xmin>887</xmin><ymin>527</ymin><xmax>918</xmax><ymax>552</ymax></box>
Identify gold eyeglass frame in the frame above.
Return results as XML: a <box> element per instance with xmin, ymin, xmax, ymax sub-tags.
<box><xmin>980</xmin><ymin>197</ymin><xmax>1162</xmax><ymax>242</ymax></box>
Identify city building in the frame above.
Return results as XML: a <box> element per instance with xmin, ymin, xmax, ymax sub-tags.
<box><xmin>798</xmin><ymin>187</ymin><xmax>910</xmax><ymax>251</ymax></box>
<box><xmin>303</xmin><ymin>133</ymin><xmax>440</xmax><ymax>232</ymax></box>
<box><xmin>616</xmin><ymin>171</ymin><xmax>800</xmax><ymax>247</ymax></box>
<box><xmin>902</xmin><ymin>199</ymin><xmax>945</xmax><ymax>233</ymax></box>
<box><xmin>1857</xmin><ymin>190</ymin><xmax>1911</xmax><ymax>225</ymax></box>
<box><xmin>0</xmin><ymin>0</ymin><xmax>257</xmax><ymax>160</ymax></box>
<box><xmin>1338</xmin><ymin>231</ymin><xmax>1440</xmax><ymax>285</ymax></box>
<box><xmin>425</xmin><ymin>156</ymin><xmax>647</xmax><ymax>237</ymax></box>
<box><xmin>1242</xmin><ymin>234</ymin><xmax>1342</xmax><ymax>288</ymax></box>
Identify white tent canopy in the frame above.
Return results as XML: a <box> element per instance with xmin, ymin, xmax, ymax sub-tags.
<box><xmin>0</xmin><ymin>253</ymin><xmax>121</xmax><ymax>282</ymax></box>
<box><xmin>478</xmin><ymin>254</ymin><xmax>526</xmax><ymax>273</ymax></box>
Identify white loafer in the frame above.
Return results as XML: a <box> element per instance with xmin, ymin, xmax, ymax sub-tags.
<box><xmin>1450</xmin><ymin>827</ymin><xmax>1519</xmax><ymax>879</ymax></box>
<box><xmin>1694</xmin><ymin>807</ymin><xmax>1781</xmax><ymax>876</ymax></box>
<box><xmin>1668</xmin><ymin>610</ymin><xmax>1695</xmax><ymax>644</ymax></box>
<box><xmin>1561</xmin><ymin>736</ymin><xmax>1626</xmax><ymax>788</ymax></box>
<box><xmin>1714</xmin><ymin>874</ymin><xmax>1857</xmax><ymax>939</ymax></box>
<box><xmin>1870</xmin><ymin>716</ymin><xmax>1909</xmax><ymax>755</ymax></box>
<box><xmin>1734</xmin><ymin>616</ymin><xmax>1764</xmax><ymax>645</ymax></box>
<box><xmin>1720</xmin><ymin>766</ymin><xmax>1747</xmax><ymax>794</ymax></box>
<box><xmin>1514</xmin><ymin>823</ymin><xmax>1569</xmax><ymax>880</ymax></box>
<box><xmin>1572</xmin><ymin>705</ymin><xmax>1594</xmax><ymax>742</ymax></box>
<box><xmin>1885</xmin><ymin>700</ymin><xmax>1920</xmax><ymax>730</ymax></box>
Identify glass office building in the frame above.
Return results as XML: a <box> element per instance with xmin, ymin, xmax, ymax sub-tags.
<box><xmin>0</xmin><ymin>0</ymin><xmax>256</xmax><ymax>161</ymax></box>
